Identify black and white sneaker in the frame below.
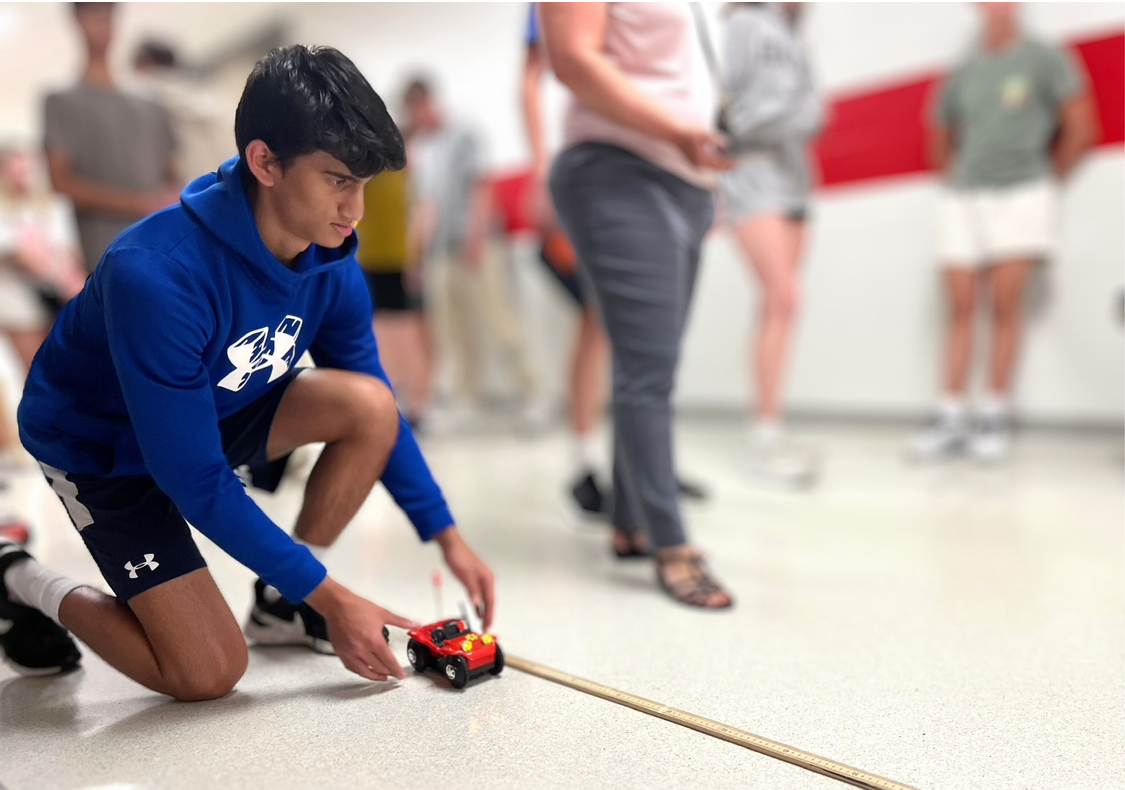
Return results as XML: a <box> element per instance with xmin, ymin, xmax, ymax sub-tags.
<box><xmin>0</xmin><ymin>539</ymin><xmax>82</xmax><ymax>676</ymax></box>
<box><xmin>570</xmin><ymin>471</ymin><xmax>608</xmax><ymax>520</ymax></box>
<box><xmin>243</xmin><ymin>579</ymin><xmax>334</xmax><ymax>655</ymax></box>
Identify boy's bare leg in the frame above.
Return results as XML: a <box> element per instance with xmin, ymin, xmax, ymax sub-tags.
<box><xmin>58</xmin><ymin>568</ymin><xmax>248</xmax><ymax>701</ymax></box>
<box><xmin>266</xmin><ymin>368</ymin><xmax>401</xmax><ymax>548</ymax></box>
<box><xmin>50</xmin><ymin>368</ymin><xmax>401</xmax><ymax>699</ymax></box>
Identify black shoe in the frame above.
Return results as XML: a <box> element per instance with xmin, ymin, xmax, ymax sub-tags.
<box><xmin>570</xmin><ymin>471</ymin><xmax>608</xmax><ymax>518</ymax></box>
<box><xmin>243</xmin><ymin>578</ymin><xmax>334</xmax><ymax>655</ymax></box>
<box><xmin>0</xmin><ymin>539</ymin><xmax>82</xmax><ymax>676</ymax></box>
<box><xmin>676</xmin><ymin>477</ymin><xmax>709</xmax><ymax>501</ymax></box>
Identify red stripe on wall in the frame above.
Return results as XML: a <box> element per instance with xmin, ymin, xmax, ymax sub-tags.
<box><xmin>815</xmin><ymin>31</ymin><xmax>1125</xmax><ymax>188</ymax></box>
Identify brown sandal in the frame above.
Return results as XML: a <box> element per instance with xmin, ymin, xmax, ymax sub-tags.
<box><xmin>655</xmin><ymin>550</ymin><xmax>733</xmax><ymax>609</ymax></box>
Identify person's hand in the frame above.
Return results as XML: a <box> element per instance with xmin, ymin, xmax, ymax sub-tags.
<box><xmin>306</xmin><ymin>577</ymin><xmax>420</xmax><ymax>682</ymax></box>
<box><xmin>56</xmin><ymin>263</ymin><xmax>87</xmax><ymax>302</ymax></box>
<box><xmin>530</xmin><ymin>175</ymin><xmax>559</xmax><ymax>238</ymax></box>
<box><xmin>435</xmin><ymin>527</ymin><xmax>496</xmax><ymax>631</ymax></box>
<box><xmin>403</xmin><ymin>259</ymin><xmax>424</xmax><ymax>297</ymax></box>
<box><xmin>673</xmin><ymin>125</ymin><xmax>735</xmax><ymax>171</ymax></box>
<box><xmin>15</xmin><ymin>229</ymin><xmax>55</xmax><ymax>280</ymax></box>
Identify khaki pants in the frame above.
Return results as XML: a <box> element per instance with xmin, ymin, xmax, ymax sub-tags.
<box><xmin>428</xmin><ymin>243</ymin><xmax>536</xmax><ymax>401</ymax></box>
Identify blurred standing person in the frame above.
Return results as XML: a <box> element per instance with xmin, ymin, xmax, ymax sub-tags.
<box><xmin>540</xmin><ymin>3</ymin><xmax>734</xmax><ymax>609</ymax></box>
<box><xmin>356</xmin><ymin>168</ymin><xmax>432</xmax><ymax>426</ymax></box>
<box><xmin>44</xmin><ymin>2</ymin><xmax>179</xmax><ymax>270</ymax></box>
<box><xmin>0</xmin><ymin>146</ymin><xmax>86</xmax><ymax>473</ymax></box>
<box><xmin>716</xmin><ymin>2</ymin><xmax>823</xmax><ymax>488</ymax></box>
<box><xmin>909</xmin><ymin>3</ymin><xmax>1094</xmax><ymax>463</ymax></box>
<box><xmin>403</xmin><ymin>78</ymin><xmax>543</xmax><ymax>432</ymax></box>
<box><xmin>521</xmin><ymin>4</ymin><xmax>612</xmax><ymax>515</ymax></box>
<box><xmin>133</xmin><ymin>40</ymin><xmax>237</xmax><ymax>182</ymax></box>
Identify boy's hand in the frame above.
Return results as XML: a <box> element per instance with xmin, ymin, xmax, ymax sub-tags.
<box><xmin>306</xmin><ymin>577</ymin><xmax>420</xmax><ymax>682</ymax></box>
<box><xmin>436</xmin><ymin>527</ymin><xmax>496</xmax><ymax>631</ymax></box>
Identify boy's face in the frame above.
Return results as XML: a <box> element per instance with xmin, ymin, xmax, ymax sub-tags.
<box><xmin>267</xmin><ymin>151</ymin><xmax>372</xmax><ymax>250</ymax></box>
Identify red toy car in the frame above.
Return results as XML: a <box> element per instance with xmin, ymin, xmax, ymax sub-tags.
<box><xmin>406</xmin><ymin>619</ymin><xmax>504</xmax><ymax>689</ymax></box>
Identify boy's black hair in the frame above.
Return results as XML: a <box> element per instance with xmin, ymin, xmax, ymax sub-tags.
<box><xmin>235</xmin><ymin>45</ymin><xmax>405</xmax><ymax>185</ymax></box>
<box><xmin>403</xmin><ymin>76</ymin><xmax>432</xmax><ymax>105</ymax></box>
<box><xmin>135</xmin><ymin>40</ymin><xmax>176</xmax><ymax>68</ymax></box>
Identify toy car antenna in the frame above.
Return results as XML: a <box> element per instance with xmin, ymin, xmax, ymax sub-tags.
<box><xmin>456</xmin><ymin>603</ymin><xmax>474</xmax><ymax>634</ymax></box>
<box><xmin>432</xmin><ymin>570</ymin><xmax>443</xmax><ymax>621</ymax></box>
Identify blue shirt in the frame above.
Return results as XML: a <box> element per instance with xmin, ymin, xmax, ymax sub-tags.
<box><xmin>19</xmin><ymin>158</ymin><xmax>455</xmax><ymax>602</ymax></box>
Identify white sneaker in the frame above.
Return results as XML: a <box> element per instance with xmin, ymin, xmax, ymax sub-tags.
<box><xmin>968</xmin><ymin>415</ymin><xmax>1012</xmax><ymax>464</ymax></box>
<box><xmin>748</xmin><ymin>433</ymin><xmax>819</xmax><ymax>489</ymax></box>
<box><xmin>907</xmin><ymin>416</ymin><xmax>968</xmax><ymax>462</ymax></box>
<box><xmin>417</xmin><ymin>401</ymin><xmax>474</xmax><ymax>437</ymax></box>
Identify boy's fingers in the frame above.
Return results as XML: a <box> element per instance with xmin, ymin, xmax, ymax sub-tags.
<box><xmin>481</xmin><ymin>575</ymin><xmax>496</xmax><ymax>632</ymax></box>
<box><xmin>342</xmin><ymin>654</ymin><xmax>386</xmax><ymax>683</ymax></box>
<box><xmin>370</xmin><ymin>639</ymin><xmax>405</xmax><ymax>680</ymax></box>
<box><xmin>383</xmin><ymin>611</ymin><xmax>421</xmax><ymax>630</ymax></box>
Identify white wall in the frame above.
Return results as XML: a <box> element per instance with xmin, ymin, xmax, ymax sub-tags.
<box><xmin>0</xmin><ymin>2</ymin><xmax>1120</xmax><ymax>425</ymax></box>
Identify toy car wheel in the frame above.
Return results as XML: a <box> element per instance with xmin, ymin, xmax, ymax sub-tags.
<box><xmin>406</xmin><ymin>639</ymin><xmax>427</xmax><ymax>673</ymax></box>
<box><xmin>445</xmin><ymin>656</ymin><xmax>468</xmax><ymax>689</ymax></box>
<box><xmin>489</xmin><ymin>645</ymin><xmax>504</xmax><ymax>676</ymax></box>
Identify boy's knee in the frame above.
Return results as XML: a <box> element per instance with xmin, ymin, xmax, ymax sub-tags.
<box><xmin>347</xmin><ymin>376</ymin><xmax>400</xmax><ymax>437</ymax></box>
<box><xmin>163</xmin><ymin>642</ymin><xmax>247</xmax><ymax>702</ymax></box>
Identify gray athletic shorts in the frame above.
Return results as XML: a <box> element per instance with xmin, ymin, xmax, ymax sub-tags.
<box><xmin>718</xmin><ymin>142</ymin><xmax>811</xmax><ymax>223</ymax></box>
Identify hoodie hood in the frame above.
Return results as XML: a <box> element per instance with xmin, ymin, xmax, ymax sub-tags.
<box><xmin>181</xmin><ymin>157</ymin><xmax>357</xmax><ymax>286</ymax></box>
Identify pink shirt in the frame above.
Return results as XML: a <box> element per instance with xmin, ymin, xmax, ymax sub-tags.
<box><xmin>562</xmin><ymin>2</ymin><xmax>712</xmax><ymax>189</ymax></box>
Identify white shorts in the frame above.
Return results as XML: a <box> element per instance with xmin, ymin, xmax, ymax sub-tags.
<box><xmin>937</xmin><ymin>178</ymin><xmax>1058</xmax><ymax>269</ymax></box>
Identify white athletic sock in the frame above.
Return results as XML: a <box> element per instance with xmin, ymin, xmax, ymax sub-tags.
<box><xmin>3</xmin><ymin>555</ymin><xmax>85</xmax><ymax>626</ymax></box>
<box><xmin>978</xmin><ymin>392</ymin><xmax>1010</xmax><ymax>420</ymax></box>
<box><xmin>293</xmin><ymin>535</ymin><xmax>330</xmax><ymax>563</ymax></box>
<box><xmin>750</xmin><ymin>418</ymin><xmax>783</xmax><ymax>446</ymax></box>
<box><xmin>938</xmin><ymin>396</ymin><xmax>968</xmax><ymax>424</ymax></box>
<box><xmin>571</xmin><ymin>432</ymin><xmax>599</xmax><ymax>474</ymax></box>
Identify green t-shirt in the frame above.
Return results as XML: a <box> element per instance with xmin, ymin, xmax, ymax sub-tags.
<box><xmin>937</xmin><ymin>38</ymin><xmax>1081</xmax><ymax>189</ymax></box>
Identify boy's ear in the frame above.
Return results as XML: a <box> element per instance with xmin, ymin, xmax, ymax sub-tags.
<box><xmin>244</xmin><ymin>140</ymin><xmax>281</xmax><ymax>188</ymax></box>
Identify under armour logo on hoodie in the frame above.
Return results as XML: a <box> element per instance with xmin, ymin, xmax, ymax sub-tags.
<box><xmin>218</xmin><ymin>316</ymin><xmax>304</xmax><ymax>392</ymax></box>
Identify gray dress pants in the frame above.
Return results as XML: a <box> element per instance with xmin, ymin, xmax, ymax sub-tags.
<box><xmin>550</xmin><ymin>143</ymin><xmax>713</xmax><ymax>548</ymax></box>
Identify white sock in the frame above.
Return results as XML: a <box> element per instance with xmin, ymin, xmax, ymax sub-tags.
<box><xmin>938</xmin><ymin>396</ymin><xmax>968</xmax><ymax>424</ymax></box>
<box><xmin>571</xmin><ymin>432</ymin><xmax>599</xmax><ymax>474</ymax></box>
<box><xmin>751</xmin><ymin>418</ymin><xmax>783</xmax><ymax>445</ymax></box>
<box><xmin>293</xmin><ymin>535</ymin><xmax>330</xmax><ymax>563</ymax></box>
<box><xmin>3</xmin><ymin>554</ymin><xmax>85</xmax><ymax>626</ymax></box>
<box><xmin>979</xmin><ymin>392</ymin><xmax>1009</xmax><ymax>420</ymax></box>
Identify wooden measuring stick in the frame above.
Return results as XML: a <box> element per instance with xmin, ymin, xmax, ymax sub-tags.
<box><xmin>507</xmin><ymin>655</ymin><xmax>922</xmax><ymax>790</ymax></box>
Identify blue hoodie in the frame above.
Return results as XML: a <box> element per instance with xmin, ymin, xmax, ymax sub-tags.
<box><xmin>19</xmin><ymin>158</ymin><xmax>454</xmax><ymax>603</ymax></box>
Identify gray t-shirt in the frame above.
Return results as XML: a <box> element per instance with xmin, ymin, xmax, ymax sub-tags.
<box><xmin>44</xmin><ymin>82</ymin><xmax>177</xmax><ymax>269</ymax></box>
<box><xmin>937</xmin><ymin>38</ymin><xmax>1081</xmax><ymax>189</ymax></box>
<box><xmin>409</xmin><ymin>124</ymin><xmax>482</xmax><ymax>258</ymax></box>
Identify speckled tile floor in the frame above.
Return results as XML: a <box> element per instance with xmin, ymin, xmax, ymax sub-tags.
<box><xmin>1</xmin><ymin>420</ymin><xmax>1122</xmax><ymax>790</ymax></box>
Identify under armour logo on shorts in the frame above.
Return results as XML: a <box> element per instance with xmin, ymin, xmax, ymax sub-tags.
<box><xmin>125</xmin><ymin>554</ymin><xmax>160</xmax><ymax>579</ymax></box>
<box><xmin>218</xmin><ymin>315</ymin><xmax>304</xmax><ymax>392</ymax></box>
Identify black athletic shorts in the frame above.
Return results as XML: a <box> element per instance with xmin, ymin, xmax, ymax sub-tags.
<box><xmin>364</xmin><ymin>271</ymin><xmax>423</xmax><ymax>313</ymax></box>
<box><xmin>38</xmin><ymin>370</ymin><xmax>303</xmax><ymax>601</ymax></box>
